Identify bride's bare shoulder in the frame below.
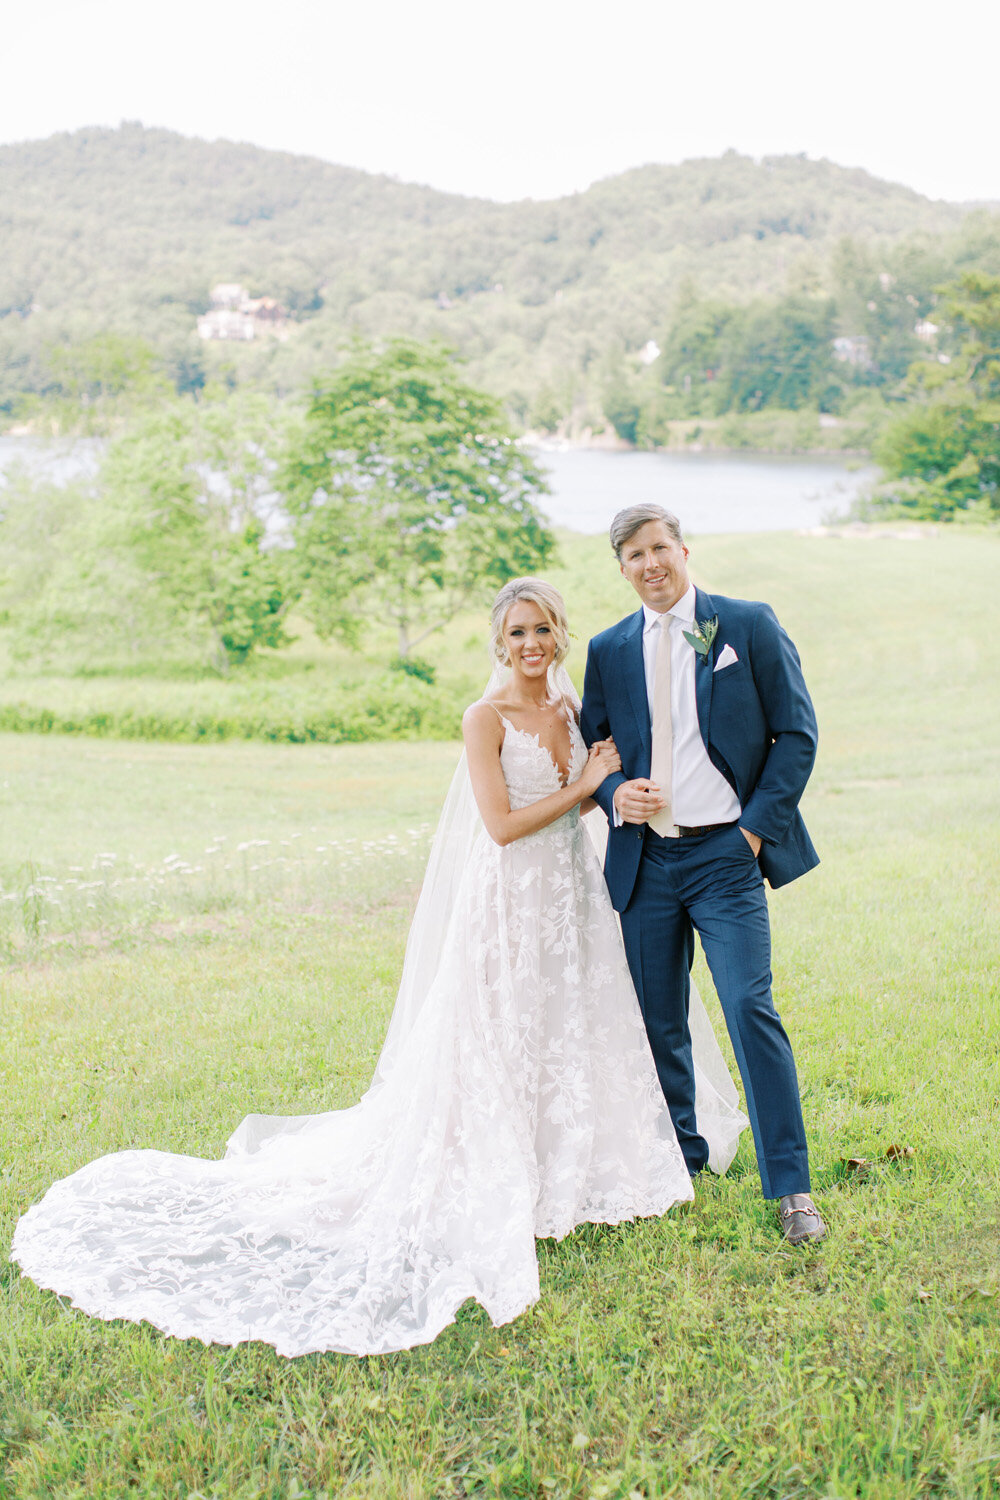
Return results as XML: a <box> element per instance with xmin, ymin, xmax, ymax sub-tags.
<box><xmin>462</xmin><ymin>698</ymin><xmax>505</xmax><ymax>743</ymax></box>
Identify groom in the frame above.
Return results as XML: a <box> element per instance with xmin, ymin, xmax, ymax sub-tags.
<box><xmin>580</xmin><ymin>504</ymin><xmax>826</xmax><ymax>1244</ymax></box>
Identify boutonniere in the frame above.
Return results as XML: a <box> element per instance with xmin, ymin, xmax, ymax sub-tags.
<box><xmin>682</xmin><ymin>616</ymin><xmax>719</xmax><ymax>664</ymax></box>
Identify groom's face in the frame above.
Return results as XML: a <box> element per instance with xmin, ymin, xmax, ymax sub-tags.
<box><xmin>619</xmin><ymin>521</ymin><xmax>691</xmax><ymax>612</ymax></box>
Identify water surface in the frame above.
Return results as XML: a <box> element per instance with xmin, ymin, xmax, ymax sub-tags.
<box><xmin>533</xmin><ymin>447</ymin><xmax>874</xmax><ymax>535</ymax></box>
<box><xmin>0</xmin><ymin>435</ymin><xmax>874</xmax><ymax>536</ymax></box>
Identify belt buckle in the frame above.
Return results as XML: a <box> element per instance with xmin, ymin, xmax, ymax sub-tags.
<box><xmin>648</xmin><ymin>823</ymin><xmax>681</xmax><ymax>840</ymax></box>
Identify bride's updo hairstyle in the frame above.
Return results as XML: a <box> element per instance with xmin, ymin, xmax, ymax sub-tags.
<box><xmin>489</xmin><ymin>578</ymin><xmax>570</xmax><ymax>669</ymax></box>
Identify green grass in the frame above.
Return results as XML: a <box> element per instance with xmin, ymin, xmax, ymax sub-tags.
<box><xmin>2</xmin><ymin>528</ymin><xmax>999</xmax><ymax>1498</ymax></box>
<box><xmin>1</xmin><ymin>523</ymin><xmax>996</xmax><ymax>758</ymax></box>
<box><xmin>0</xmin><ymin>736</ymin><xmax>457</xmax><ymax>957</ymax></box>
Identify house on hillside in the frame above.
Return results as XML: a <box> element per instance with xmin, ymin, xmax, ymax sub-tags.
<box><xmin>209</xmin><ymin>283</ymin><xmax>246</xmax><ymax>309</ymax></box>
<box><xmin>244</xmin><ymin>296</ymin><xmax>285</xmax><ymax>324</ymax></box>
<box><xmin>197</xmin><ymin>284</ymin><xmax>289</xmax><ymax>342</ymax></box>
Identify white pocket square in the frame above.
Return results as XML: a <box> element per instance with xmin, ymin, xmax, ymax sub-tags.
<box><xmin>714</xmin><ymin>644</ymin><xmax>739</xmax><ymax>672</ymax></box>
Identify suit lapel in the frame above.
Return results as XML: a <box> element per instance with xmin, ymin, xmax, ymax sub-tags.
<box><xmin>693</xmin><ymin>587</ymin><xmax>717</xmax><ymax>750</ymax></box>
<box><xmin>616</xmin><ymin>608</ymin><xmax>651</xmax><ymax>760</ymax></box>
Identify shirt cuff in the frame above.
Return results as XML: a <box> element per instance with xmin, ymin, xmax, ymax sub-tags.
<box><xmin>612</xmin><ymin>798</ymin><xmax>624</xmax><ymax>828</ymax></box>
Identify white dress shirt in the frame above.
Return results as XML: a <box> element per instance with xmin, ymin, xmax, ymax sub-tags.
<box><xmin>628</xmin><ymin>585</ymin><xmax>741</xmax><ymax>828</ymax></box>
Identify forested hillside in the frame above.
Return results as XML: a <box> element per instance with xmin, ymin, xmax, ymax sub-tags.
<box><xmin>2</xmin><ymin>123</ymin><xmax>999</xmax><ymax>433</ymax></box>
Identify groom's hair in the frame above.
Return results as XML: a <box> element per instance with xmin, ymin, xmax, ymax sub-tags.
<box><xmin>609</xmin><ymin>505</ymin><xmax>685</xmax><ymax>560</ymax></box>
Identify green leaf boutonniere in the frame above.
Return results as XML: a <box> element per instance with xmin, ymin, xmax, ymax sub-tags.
<box><xmin>682</xmin><ymin>615</ymin><xmax>719</xmax><ymax>664</ymax></box>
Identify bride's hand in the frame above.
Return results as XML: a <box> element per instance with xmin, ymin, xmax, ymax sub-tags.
<box><xmin>580</xmin><ymin>740</ymin><xmax>622</xmax><ymax>793</ymax></box>
<box><xmin>591</xmin><ymin>737</ymin><xmax>620</xmax><ymax>769</ymax></box>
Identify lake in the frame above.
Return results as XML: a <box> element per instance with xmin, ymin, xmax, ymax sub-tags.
<box><xmin>0</xmin><ymin>435</ymin><xmax>874</xmax><ymax>536</ymax></box>
<box><xmin>532</xmin><ymin>447</ymin><xmax>875</xmax><ymax>535</ymax></box>
<box><xmin>0</xmin><ymin>435</ymin><xmax>103</xmax><ymax>487</ymax></box>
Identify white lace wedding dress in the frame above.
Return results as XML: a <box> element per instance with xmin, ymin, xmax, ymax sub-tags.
<box><xmin>11</xmin><ymin>710</ymin><xmax>745</xmax><ymax>1357</ymax></box>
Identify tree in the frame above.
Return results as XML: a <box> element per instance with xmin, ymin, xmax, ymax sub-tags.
<box><xmin>99</xmin><ymin>395</ymin><xmax>292</xmax><ymax>669</ymax></box>
<box><xmin>874</xmin><ymin>272</ymin><xmax>1000</xmax><ymax>519</ymax></box>
<box><xmin>658</xmin><ymin>295</ymin><xmax>737</xmax><ymax>415</ymax></box>
<box><xmin>279</xmin><ymin>340</ymin><xmax>554</xmax><ymax>656</ymax></box>
<box><xmin>0</xmin><ymin>473</ymin><xmax>105</xmax><ymax>659</ymax></box>
<box><xmin>830</xmin><ymin>237</ymin><xmax>945</xmax><ymax>388</ymax></box>
<box><xmin>1</xmin><ymin>395</ymin><xmax>293</xmax><ymax>671</ymax></box>
<box><xmin>713</xmin><ymin>296</ymin><xmax>841</xmax><ymax>414</ymax></box>
<box><xmin>28</xmin><ymin>333</ymin><xmax>174</xmax><ymax>432</ymax></box>
<box><xmin>601</xmin><ymin>352</ymin><xmax>643</xmax><ymax>444</ymax></box>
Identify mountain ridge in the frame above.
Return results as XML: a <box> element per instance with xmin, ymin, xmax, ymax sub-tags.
<box><xmin>0</xmin><ymin>125</ymin><xmax>995</xmax><ymax>425</ymax></box>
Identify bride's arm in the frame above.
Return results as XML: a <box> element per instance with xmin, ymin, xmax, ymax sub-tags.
<box><xmin>571</xmin><ymin>706</ymin><xmax>615</xmax><ymax>818</ymax></box>
<box><xmin>578</xmin><ymin>742</ymin><xmax>619</xmax><ymax>817</ymax></box>
<box><xmin>462</xmin><ymin>703</ymin><xmax>619</xmax><ymax>847</ymax></box>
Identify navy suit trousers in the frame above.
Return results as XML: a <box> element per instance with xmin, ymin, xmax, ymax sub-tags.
<box><xmin>619</xmin><ymin>822</ymin><xmax>810</xmax><ymax>1199</ymax></box>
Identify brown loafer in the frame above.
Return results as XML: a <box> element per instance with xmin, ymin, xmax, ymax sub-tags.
<box><xmin>778</xmin><ymin>1193</ymin><xmax>827</xmax><ymax>1245</ymax></box>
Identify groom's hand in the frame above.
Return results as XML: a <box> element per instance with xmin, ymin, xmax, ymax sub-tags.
<box><xmin>739</xmin><ymin>827</ymin><xmax>762</xmax><ymax>857</ymax></box>
<box><xmin>613</xmin><ymin>779</ymin><xmax>667</xmax><ymax>824</ymax></box>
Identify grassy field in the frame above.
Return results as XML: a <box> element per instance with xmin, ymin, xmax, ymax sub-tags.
<box><xmin>2</xmin><ymin>528</ymin><xmax>999</xmax><ymax>1499</ymax></box>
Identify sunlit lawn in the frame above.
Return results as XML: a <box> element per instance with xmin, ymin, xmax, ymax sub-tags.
<box><xmin>0</xmin><ymin>735</ymin><xmax>455</xmax><ymax>956</ymax></box>
<box><xmin>1</xmin><ymin>527</ymin><xmax>999</xmax><ymax>1498</ymax></box>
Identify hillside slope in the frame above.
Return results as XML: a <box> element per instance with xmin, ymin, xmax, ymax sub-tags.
<box><xmin>0</xmin><ymin>125</ymin><xmax>991</xmax><ymax>423</ymax></box>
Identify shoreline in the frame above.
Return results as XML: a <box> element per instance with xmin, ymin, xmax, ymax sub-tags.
<box><xmin>4</xmin><ymin>422</ymin><xmax>874</xmax><ymax>464</ymax></box>
<box><xmin>521</xmin><ymin>429</ymin><xmax>873</xmax><ymax>461</ymax></box>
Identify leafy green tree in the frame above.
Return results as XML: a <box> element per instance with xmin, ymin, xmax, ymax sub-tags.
<box><xmin>529</xmin><ymin>384</ymin><xmax>566</xmax><ymax>433</ymax></box>
<box><xmin>947</xmin><ymin>271</ymin><xmax>1000</xmax><ymax>395</ymax></box>
<box><xmin>280</xmin><ymin>340</ymin><xmax>554</xmax><ymax>656</ymax></box>
<box><xmin>713</xmin><ymin>296</ymin><xmax>841</xmax><ymax>413</ymax></box>
<box><xmin>1</xmin><ymin>396</ymin><xmax>293</xmax><ymax>671</ymax></box>
<box><xmin>658</xmin><ymin>295</ymin><xmax>737</xmax><ymax>415</ymax></box>
<box><xmin>0</xmin><ymin>473</ymin><xmax>106</xmax><ymax>657</ymax></box>
<box><xmin>830</xmin><ymin>237</ymin><xmax>944</xmax><ymax>387</ymax></box>
<box><xmin>26</xmin><ymin>334</ymin><xmax>174</xmax><ymax>432</ymax></box>
<box><xmin>100</xmin><ymin>395</ymin><xmax>292</xmax><ymax>668</ymax></box>
<box><xmin>601</xmin><ymin>354</ymin><xmax>643</xmax><ymax>444</ymax></box>
<box><xmin>874</xmin><ymin>272</ymin><xmax>1000</xmax><ymax>519</ymax></box>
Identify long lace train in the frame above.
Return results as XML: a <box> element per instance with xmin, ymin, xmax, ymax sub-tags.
<box><xmin>11</xmin><ymin>710</ymin><xmax>745</xmax><ymax>1356</ymax></box>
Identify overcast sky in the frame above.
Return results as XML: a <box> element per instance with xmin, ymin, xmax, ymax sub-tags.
<box><xmin>3</xmin><ymin>0</ymin><xmax>997</xmax><ymax>205</ymax></box>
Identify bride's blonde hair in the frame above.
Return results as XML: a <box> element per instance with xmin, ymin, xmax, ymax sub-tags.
<box><xmin>489</xmin><ymin>578</ymin><xmax>570</xmax><ymax>668</ymax></box>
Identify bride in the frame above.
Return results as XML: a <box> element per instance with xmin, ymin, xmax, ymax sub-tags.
<box><xmin>11</xmin><ymin>579</ymin><xmax>745</xmax><ymax>1358</ymax></box>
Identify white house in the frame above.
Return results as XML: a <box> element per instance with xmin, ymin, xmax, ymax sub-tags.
<box><xmin>197</xmin><ymin>284</ymin><xmax>289</xmax><ymax>342</ymax></box>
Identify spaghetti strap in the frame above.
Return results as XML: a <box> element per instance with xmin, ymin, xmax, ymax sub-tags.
<box><xmin>481</xmin><ymin>698</ymin><xmax>573</xmax><ymax>729</ymax></box>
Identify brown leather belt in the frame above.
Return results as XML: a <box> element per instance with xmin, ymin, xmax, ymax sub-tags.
<box><xmin>675</xmin><ymin>820</ymin><xmax>739</xmax><ymax>838</ymax></box>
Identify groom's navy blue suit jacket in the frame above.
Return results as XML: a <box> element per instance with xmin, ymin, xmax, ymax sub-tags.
<box><xmin>580</xmin><ymin>587</ymin><xmax>820</xmax><ymax>910</ymax></box>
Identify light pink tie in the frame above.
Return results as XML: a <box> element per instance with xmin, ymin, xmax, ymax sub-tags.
<box><xmin>648</xmin><ymin>614</ymin><xmax>679</xmax><ymax>838</ymax></box>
